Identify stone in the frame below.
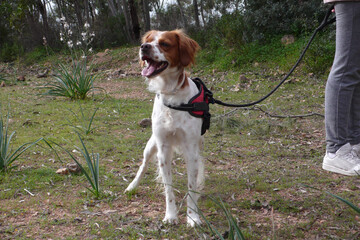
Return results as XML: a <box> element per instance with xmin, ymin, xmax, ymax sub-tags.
<box><xmin>17</xmin><ymin>75</ymin><xmax>25</xmax><ymax>81</ymax></box>
<box><xmin>37</xmin><ymin>69</ymin><xmax>49</xmax><ymax>78</ymax></box>
<box><xmin>239</xmin><ymin>74</ymin><xmax>248</xmax><ymax>82</ymax></box>
<box><xmin>66</xmin><ymin>163</ymin><xmax>81</xmax><ymax>173</ymax></box>
<box><xmin>56</xmin><ymin>168</ymin><xmax>69</xmax><ymax>175</ymax></box>
<box><xmin>139</xmin><ymin>118</ymin><xmax>152</xmax><ymax>128</ymax></box>
<box><xmin>281</xmin><ymin>35</ymin><xmax>295</xmax><ymax>45</ymax></box>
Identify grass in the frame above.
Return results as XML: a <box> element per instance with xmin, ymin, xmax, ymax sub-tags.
<box><xmin>0</xmin><ymin>42</ymin><xmax>359</xmax><ymax>239</ymax></box>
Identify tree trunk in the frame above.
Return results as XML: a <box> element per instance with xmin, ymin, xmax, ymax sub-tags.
<box><xmin>176</xmin><ymin>0</ymin><xmax>187</xmax><ymax>28</ymax></box>
<box><xmin>121</xmin><ymin>0</ymin><xmax>134</xmax><ymax>41</ymax></box>
<box><xmin>84</xmin><ymin>0</ymin><xmax>90</xmax><ymax>24</ymax></box>
<box><xmin>200</xmin><ymin>0</ymin><xmax>206</xmax><ymax>27</ymax></box>
<box><xmin>193</xmin><ymin>0</ymin><xmax>200</xmax><ymax>28</ymax></box>
<box><xmin>108</xmin><ymin>0</ymin><xmax>117</xmax><ymax>17</ymax></box>
<box><xmin>36</xmin><ymin>0</ymin><xmax>51</xmax><ymax>43</ymax></box>
<box><xmin>128</xmin><ymin>0</ymin><xmax>140</xmax><ymax>41</ymax></box>
<box><xmin>74</xmin><ymin>0</ymin><xmax>84</xmax><ymax>29</ymax></box>
<box><xmin>141</xmin><ymin>0</ymin><xmax>151</xmax><ymax>32</ymax></box>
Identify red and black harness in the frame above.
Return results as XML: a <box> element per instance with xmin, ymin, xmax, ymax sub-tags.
<box><xmin>164</xmin><ymin>78</ymin><xmax>214</xmax><ymax>136</ymax></box>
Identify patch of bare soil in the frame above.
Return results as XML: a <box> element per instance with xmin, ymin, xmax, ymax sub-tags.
<box><xmin>97</xmin><ymin>80</ymin><xmax>151</xmax><ymax>100</ymax></box>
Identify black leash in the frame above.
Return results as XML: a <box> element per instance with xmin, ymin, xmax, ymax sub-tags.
<box><xmin>213</xmin><ymin>4</ymin><xmax>336</xmax><ymax>108</ymax></box>
<box><xmin>166</xmin><ymin>5</ymin><xmax>336</xmax><ymax>135</ymax></box>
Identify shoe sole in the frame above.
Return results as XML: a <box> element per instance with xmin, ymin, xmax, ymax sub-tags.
<box><xmin>322</xmin><ymin>163</ymin><xmax>358</xmax><ymax>176</ymax></box>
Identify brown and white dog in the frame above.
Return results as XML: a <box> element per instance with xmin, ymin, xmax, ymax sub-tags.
<box><xmin>125</xmin><ymin>30</ymin><xmax>204</xmax><ymax>226</ymax></box>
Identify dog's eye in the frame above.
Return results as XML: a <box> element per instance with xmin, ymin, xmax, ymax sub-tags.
<box><xmin>159</xmin><ymin>42</ymin><xmax>170</xmax><ymax>48</ymax></box>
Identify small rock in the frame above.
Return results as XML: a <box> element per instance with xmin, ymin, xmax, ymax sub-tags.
<box><xmin>56</xmin><ymin>168</ymin><xmax>69</xmax><ymax>175</ymax></box>
<box><xmin>139</xmin><ymin>118</ymin><xmax>152</xmax><ymax>128</ymax></box>
<box><xmin>0</xmin><ymin>81</ymin><xmax>5</xmax><ymax>87</ymax></box>
<box><xmin>239</xmin><ymin>74</ymin><xmax>248</xmax><ymax>82</ymax></box>
<box><xmin>96</xmin><ymin>52</ymin><xmax>106</xmax><ymax>58</ymax></box>
<box><xmin>73</xmin><ymin>217</ymin><xmax>83</xmax><ymax>223</ymax></box>
<box><xmin>17</xmin><ymin>75</ymin><xmax>25</xmax><ymax>81</ymax></box>
<box><xmin>66</xmin><ymin>163</ymin><xmax>81</xmax><ymax>173</ymax></box>
<box><xmin>231</xmin><ymin>83</ymin><xmax>240</xmax><ymax>92</ymax></box>
<box><xmin>37</xmin><ymin>69</ymin><xmax>48</xmax><ymax>78</ymax></box>
<box><xmin>22</xmin><ymin>119</ymin><xmax>33</xmax><ymax>126</ymax></box>
<box><xmin>281</xmin><ymin>35</ymin><xmax>295</xmax><ymax>45</ymax></box>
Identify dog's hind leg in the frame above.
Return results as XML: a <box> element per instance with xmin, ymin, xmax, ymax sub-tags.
<box><xmin>184</xmin><ymin>145</ymin><xmax>204</xmax><ymax>227</ymax></box>
<box><xmin>125</xmin><ymin>135</ymin><xmax>157</xmax><ymax>193</ymax></box>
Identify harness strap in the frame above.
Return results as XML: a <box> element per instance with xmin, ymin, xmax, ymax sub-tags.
<box><xmin>165</xmin><ymin>78</ymin><xmax>213</xmax><ymax>135</ymax></box>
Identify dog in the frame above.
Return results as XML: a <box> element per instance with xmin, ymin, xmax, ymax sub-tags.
<box><xmin>125</xmin><ymin>29</ymin><xmax>204</xmax><ymax>227</ymax></box>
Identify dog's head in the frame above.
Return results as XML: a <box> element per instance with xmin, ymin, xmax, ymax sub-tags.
<box><xmin>140</xmin><ymin>29</ymin><xmax>200</xmax><ymax>78</ymax></box>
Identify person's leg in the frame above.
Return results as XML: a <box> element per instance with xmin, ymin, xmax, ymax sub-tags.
<box><xmin>325</xmin><ymin>2</ymin><xmax>360</xmax><ymax>153</ymax></box>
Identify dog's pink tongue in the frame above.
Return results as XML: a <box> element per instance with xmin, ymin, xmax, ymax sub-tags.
<box><xmin>141</xmin><ymin>61</ymin><xmax>158</xmax><ymax>77</ymax></box>
<box><xmin>141</xmin><ymin>63</ymin><xmax>157</xmax><ymax>77</ymax></box>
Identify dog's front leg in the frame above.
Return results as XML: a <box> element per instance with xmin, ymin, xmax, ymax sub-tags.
<box><xmin>157</xmin><ymin>145</ymin><xmax>178</xmax><ymax>224</ymax></box>
<box><xmin>125</xmin><ymin>136</ymin><xmax>157</xmax><ymax>193</ymax></box>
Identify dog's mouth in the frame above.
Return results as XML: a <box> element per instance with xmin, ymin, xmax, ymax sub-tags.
<box><xmin>141</xmin><ymin>56</ymin><xmax>168</xmax><ymax>78</ymax></box>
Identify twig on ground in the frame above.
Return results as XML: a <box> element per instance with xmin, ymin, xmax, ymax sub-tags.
<box><xmin>24</xmin><ymin>188</ymin><xmax>34</xmax><ymax>196</ymax></box>
<box><xmin>214</xmin><ymin>106</ymin><xmax>324</xmax><ymax>119</ymax></box>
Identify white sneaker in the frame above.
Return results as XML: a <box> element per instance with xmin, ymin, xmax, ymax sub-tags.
<box><xmin>322</xmin><ymin>143</ymin><xmax>360</xmax><ymax>176</ymax></box>
<box><xmin>351</xmin><ymin>143</ymin><xmax>360</xmax><ymax>160</ymax></box>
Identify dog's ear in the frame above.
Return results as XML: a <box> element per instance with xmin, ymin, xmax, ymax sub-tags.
<box><xmin>175</xmin><ymin>30</ymin><xmax>200</xmax><ymax>67</ymax></box>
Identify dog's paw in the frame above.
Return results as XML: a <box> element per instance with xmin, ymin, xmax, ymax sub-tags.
<box><xmin>187</xmin><ymin>215</ymin><xmax>202</xmax><ymax>227</ymax></box>
<box><xmin>124</xmin><ymin>184</ymin><xmax>136</xmax><ymax>194</ymax></box>
<box><xmin>162</xmin><ymin>216</ymin><xmax>178</xmax><ymax>225</ymax></box>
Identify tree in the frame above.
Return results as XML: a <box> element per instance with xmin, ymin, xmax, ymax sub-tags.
<box><xmin>193</xmin><ymin>0</ymin><xmax>200</xmax><ymax>28</ymax></box>
<box><xmin>141</xmin><ymin>0</ymin><xmax>151</xmax><ymax>32</ymax></box>
<box><xmin>128</xmin><ymin>0</ymin><xmax>140</xmax><ymax>41</ymax></box>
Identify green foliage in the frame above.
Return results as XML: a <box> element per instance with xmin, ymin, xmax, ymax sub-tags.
<box><xmin>0</xmin><ymin>42</ymin><xmax>23</xmax><ymax>62</ymax></box>
<box><xmin>0</xmin><ymin>108</ymin><xmax>41</xmax><ymax>172</ymax></box>
<box><xmin>48</xmin><ymin>134</ymin><xmax>101</xmax><ymax>198</ymax></box>
<box><xmin>42</xmin><ymin>61</ymin><xmax>100</xmax><ymax>100</ymax></box>
<box><xmin>304</xmin><ymin>32</ymin><xmax>335</xmax><ymax>75</ymax></box>
<box><xmin>65</xmin><ymin>104</ymin><xmax>99</xmax><ymax>135</ymax></box>
<box><xmin>196</xmin><ymin>195</ymin><xmax>245</xmax><ymax>240</ymax></box>
<box><xmin>93</xmin><ymin>15</ymin><xmax>129</xmax><ymax>48</ymax></box>
<box><xmin>304</xmin><ymin>184</ymin><xmax>360</xmax><ymax>215</ymax></box>
<box><xmin>23</xmin><ymin>46</ymin><xmax>49</xmax><ymax>65</ymax></box>
<box><xmin>0</xmin><ymin>74</ymin><xmax>7</xmax><ymax>81</ymax></box>
<box><xmin>242</xmin><ymin>0</ymin><xmax>327</xmax><ymax>40</ymax></box>
<box><xmin>71</xmin><ymin>135</ymin><xmax>101</xmax><ymax>199</ymax></box>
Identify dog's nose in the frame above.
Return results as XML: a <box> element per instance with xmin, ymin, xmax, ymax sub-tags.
<box><xmin>141</xmin><ymin>43</ymin><xmax>152</xmax><ymax>51</ymax></box>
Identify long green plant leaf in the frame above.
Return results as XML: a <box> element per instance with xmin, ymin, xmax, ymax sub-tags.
<box><xmin>1</xmin><ymin>108</ymin><xmax>44</xmax><ymax>171</ymax></box>
<box><xmin>44</xmin><ymin>135</ymin><xmax>100</xmax><ymax>198</ymax></box>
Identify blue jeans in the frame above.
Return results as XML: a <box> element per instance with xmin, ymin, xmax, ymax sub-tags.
<box><xmin>325</xmin><ymin>2</ymin><xmax>360</xmax><ymax>153</ymax></box>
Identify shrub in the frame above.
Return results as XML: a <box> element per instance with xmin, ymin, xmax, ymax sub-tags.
<box><xmin>43</xmin><ymin>61</ymin><xmax>99</xmax><ymax>100</ymax></box>
<box><xmin>43</xmin><ymin>18</ymin><xmax>102</xmax><ymax>100</ymax></box>
<box><xmin>0</xmin><ymin>42</ymin><xmax>23</xmax><ymax>62</ymax></box>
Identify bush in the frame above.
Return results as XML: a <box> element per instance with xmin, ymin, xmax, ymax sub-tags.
<box><xmin>0</xmin><ymin>42</ymin><xmax>23</xmax><ymax>62</ymax></box>
<box><xmin>304</xmin><ymin>31</ymin><xmax>335</xmax><ymax>75</ymax></box>
<box><xmin>23</xmin><ymin>46</ymin><xmax>49</xmax><ymax>65</ymax></box>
